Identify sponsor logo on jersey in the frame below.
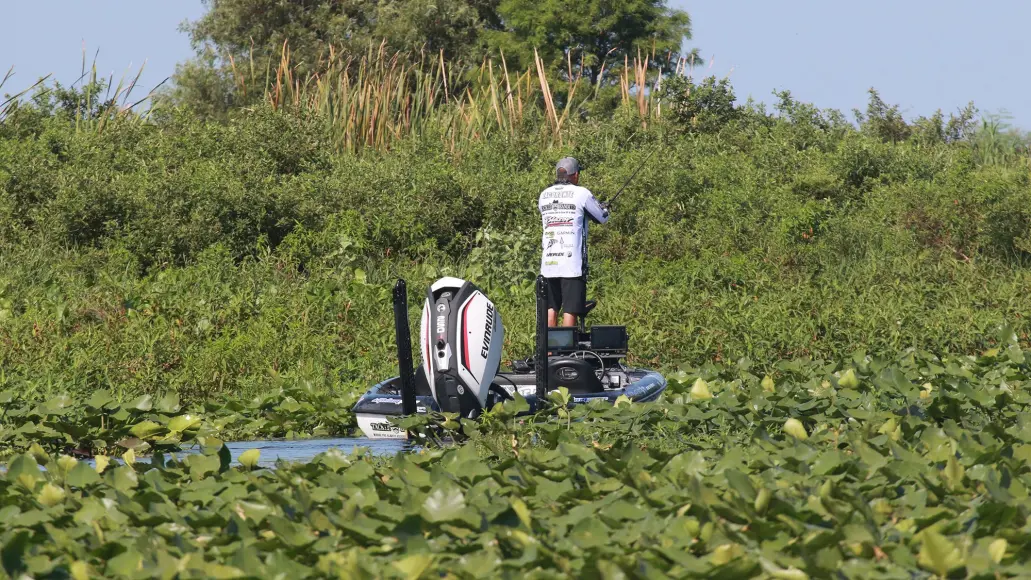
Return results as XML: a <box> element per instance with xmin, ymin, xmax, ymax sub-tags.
<box><xmin>544</xmin><ymin>217</ymin><xmax>574</xmax><ymax>227</ymax></box>
<box><xmin>542</xmin><ymin>190</ymin><xmax>574</xmax><ymax>199</ymax></box>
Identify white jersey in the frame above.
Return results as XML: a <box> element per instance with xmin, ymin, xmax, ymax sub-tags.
<box><xmin>538</xmin><ymin>183</ymin><xmax>609</xmax><ymax>278</ymax></box>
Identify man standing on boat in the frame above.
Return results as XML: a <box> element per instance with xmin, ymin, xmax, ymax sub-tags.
<box><xmin>539</xmin><ymin>157</ymin><xmax>610</xmax><ymax>327</ymax></box>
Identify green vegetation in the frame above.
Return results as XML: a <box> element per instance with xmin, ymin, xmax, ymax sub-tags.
<box><xmin>2</xmin><ymin>340</ymin><xmax>1030</xmax><ymax>577</ymax></box>
<box><xmin>5</xmin><ymin>0</ymin><xmax>1031</xmax><ymax>573</ymax></box>
<box><xmin>173</xmin><ymin>0</ymin><xmax>696</xmax><ymax>118</ymax></box>
<box><xmin>4</xmin><ymin>62</ymin><xmax>1031</xmax><ymax>418</ymax></box>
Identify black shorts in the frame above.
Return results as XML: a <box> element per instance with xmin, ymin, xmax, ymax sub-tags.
<box><xmin>545</xmin><ymin>277</ymin><xmax>587</xmax><ymax>315</ymax></box>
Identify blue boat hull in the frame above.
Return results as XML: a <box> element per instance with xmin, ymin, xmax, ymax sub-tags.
<box><xmin>353</xmin><ymin>369</ymin><xmax>667</xmax><ymax>439</ymax></box>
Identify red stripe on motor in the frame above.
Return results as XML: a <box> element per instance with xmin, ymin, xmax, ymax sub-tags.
<box><xmin>461</xmin><ymin>298</ymin><xmax>472</xmax><ymax>371</ymax></box>
<box><xmin>424</xmin><ymin>309</ymin><xmax>431</xmax><ymax>376</ymax></box>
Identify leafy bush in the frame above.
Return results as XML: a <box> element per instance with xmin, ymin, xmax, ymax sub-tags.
<box><xmin>659</xmin><ymin>75</ymin><xmax>741</xmax><ymax>134</ymax></box>
<box><xmin>3</xmin><ymin>80</ymin><xmax>1031</xmax><ymax>410</ymax></box>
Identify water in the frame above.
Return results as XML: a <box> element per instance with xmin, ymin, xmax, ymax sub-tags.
<box><xmin>2</xmin><ymin>437</ymin><xmax>414</xmax><ymax>472</ymax></box>
<box><xmin>215</xmin><ymin>437</ymin><xmax>413</xmax><ymax>467</ymax></box>
<box><xmin>89</xmin><ymin>437</ymin><xmax>414</xmax><ymax>469</ymax></box>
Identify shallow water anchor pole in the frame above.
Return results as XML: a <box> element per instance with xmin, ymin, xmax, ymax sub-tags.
<box><xmin>535</xmin><ymin>275</ymin><xmax>549</xmax><ymax>406</ymax></box>
<box><xmin>393</xmin><ymin>279</ymin><xmax>417</xmax><ymax>416</ymax></box>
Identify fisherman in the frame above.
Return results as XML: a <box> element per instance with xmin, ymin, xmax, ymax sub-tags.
<box><xmin>539</xmin><ymin>157</ymin><xmax>610</xmax><ymax>327</ymax></box>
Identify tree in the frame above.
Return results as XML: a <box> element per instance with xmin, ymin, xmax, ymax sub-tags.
<box><xmin>172</xmin><ymin>0</ymin><xmax>497</xmax><ymax>115</ymax></box>
<box><xmin>488</xmin><ymin>0</ymin><xmax>694</xmax><ymax>85</ymax></box>
<box><xmin>171</xmin><ymin>0</ymin><xmax>696</xmax><ymax>114</ymax></box>
<box><xmin>181</xmin><ymin>0</ymin><xmax>492</xmax><ymax>71</ymax></box>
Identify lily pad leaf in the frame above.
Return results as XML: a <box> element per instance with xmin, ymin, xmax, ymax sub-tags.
<box><xmin>918</xmin><ymin>529</ymin><xmax>963</xmax><ymax>577</ymax></box>
<box><xmin>66</xmin><ymin>463</ymin><xmax>101</xmax><ymax>487</ymax></box>
<box><xmin>268</xmin><ymin>516</ymin><xmax>316</xmax><ymax>547</ymax></box>
<box><xmin>6</xmin><ymin>454</ymin><xmax>41</xmax><ymax>487</ymax></box>
<box><xmin>167</xmin><ymin>414</ymin><xmax>201</xmax><ymax>433</ymax></box>
<box><xmin>156</xmin><ymin>391</ymin><xmax>181</xmax><ymax>413</ymax></box>
<box><xmin>125</xmin><ymin>395</ymin><xmax>153</xmax><ymax>411</ymax></box>
<box><xmin>239</xmin><ymin>449</ymin><xmax>261</xmax><ymax>469</ymax></box>
<box><xmin>392</xmin><ymin>554</ymin><xmax>434</xmax><ymax>579</ymax></box>
<box><xmin>422</xmin><ymin>485</ymin><xmax>466</xmax><ymax>523</ymax></box>
<box><xmin>130</xmin><ymin>420</ymin><xmax>164</xmax><ymax>439</ymax></box>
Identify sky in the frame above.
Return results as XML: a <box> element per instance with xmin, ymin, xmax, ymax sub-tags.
<box><xmin>678</xmin><ymin>0</ymin><xmax>1031</xmax><ymax>128</ymax></box>
<box><xmin>1</xmin><ymin>1</ymin><xmax>205</xmax><ymax>99</ymax></box>
<box><xmin>2</xmin><ymin>0</ymin><xmax>1029</xmax><ymax>128</ymax></box>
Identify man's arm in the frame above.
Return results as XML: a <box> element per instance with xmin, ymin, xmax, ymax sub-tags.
<box><xmin>583</xmin><ymin>191</ymin><xmax>610</xmax><ymax>224</ymax></box>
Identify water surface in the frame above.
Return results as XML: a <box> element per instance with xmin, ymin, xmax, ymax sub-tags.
<box><xmin>95</xmin><ymin>437</ymin><xmax>413</xmax><ymax>469</ymax></box>
<box><xmin>214</xmin><ymin>437</ymin><xmax>413</xmax><ymax>467</ymax></box>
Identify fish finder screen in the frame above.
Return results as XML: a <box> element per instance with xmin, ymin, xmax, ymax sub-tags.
<box><xmin>548</xmin><ymin>328</ymin><xmax>575</xmax><ymax>348</ymax></box>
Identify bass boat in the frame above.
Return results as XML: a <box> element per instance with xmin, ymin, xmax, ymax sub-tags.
<box><xmin>353</xmin><ymin>276</ymin><xmax>667</xmax><ymax>439</ymax></box>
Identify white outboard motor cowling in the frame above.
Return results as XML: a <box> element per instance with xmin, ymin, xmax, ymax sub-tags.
<box><xmin>420</xmin><ymin>277</ymin><xmax>504</xmax><ymax>418</ymax></box>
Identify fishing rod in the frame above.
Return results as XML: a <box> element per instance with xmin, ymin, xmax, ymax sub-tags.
<box><xmin>604</xmin><ymin>148</ymin><xmax>657</xmax><ymax>206</ymax></box>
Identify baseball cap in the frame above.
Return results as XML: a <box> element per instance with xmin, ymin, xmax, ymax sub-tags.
<box><xmin>556</xmin><ymin>157</ymin><xmax>580</xmax><ymax>180</ymax></box>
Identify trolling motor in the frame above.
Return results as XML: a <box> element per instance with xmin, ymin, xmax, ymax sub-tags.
<box><xmin>418</xmin><ymin>277</ymin><xmax>505</xmax><ymax>418</ymax></box>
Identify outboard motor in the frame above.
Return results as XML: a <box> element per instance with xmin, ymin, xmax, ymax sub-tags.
<box><xmin>420</xmin><ymin>277</ymin><xmax>504</xmax><ymax>418</ymax></box>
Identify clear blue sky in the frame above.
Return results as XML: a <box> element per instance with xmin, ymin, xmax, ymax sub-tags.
<box><xmin>3</xmin><ymin>0</ymin><xmax>1028</xmax><ymax>128</ymax></box>
<box><xmin>1</xmin><ymin>1</ymin><xmax>205</xmax><ymax>97</ymax></box>
<box><xmin>678</xmin><ymin>0</ymin><xmax>1031</xmax><ymax>128</ymax></box>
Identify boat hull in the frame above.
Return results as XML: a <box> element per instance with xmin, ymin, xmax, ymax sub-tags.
<box><xmin>352</xmin><ymin>369</ymin><xmax>667</xmax><ymax>440</ymax></box>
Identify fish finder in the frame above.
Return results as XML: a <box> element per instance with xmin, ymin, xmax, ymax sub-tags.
<box><xmin>546</xmin><ymin>325</ymin><xmax>628</xmax><ymax>355</ymax></box>
<box><xmin>547</xmin><ymin>327</ymin><xmax>577</xmax><ymax>349</ymax></box>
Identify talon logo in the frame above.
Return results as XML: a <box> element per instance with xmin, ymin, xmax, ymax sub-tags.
<box><xmin>558</xmin><ymin>367</ymin><xmax>579</xmax><ymax>381</ymax></box>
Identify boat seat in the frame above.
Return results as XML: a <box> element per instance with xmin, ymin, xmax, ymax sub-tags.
<box><xmin>582</xmin><ymin>300</ymin><xmax>597</xmax><ymax>317</ymax></box>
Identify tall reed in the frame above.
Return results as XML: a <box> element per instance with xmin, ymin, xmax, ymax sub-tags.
<box><xmin>0</xmin><ymin>50</ymin><xmax>164</xmax><ymax>131</ymax></box>
<box><xmin>228</xmin><ymin>42</ymin><xmax>678</xmax><ymax>153</ymax></box>
<box><xmin>4</xmin><ymin>43</ymin><xmax>687</xmax><ymax>150</ymax></box>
